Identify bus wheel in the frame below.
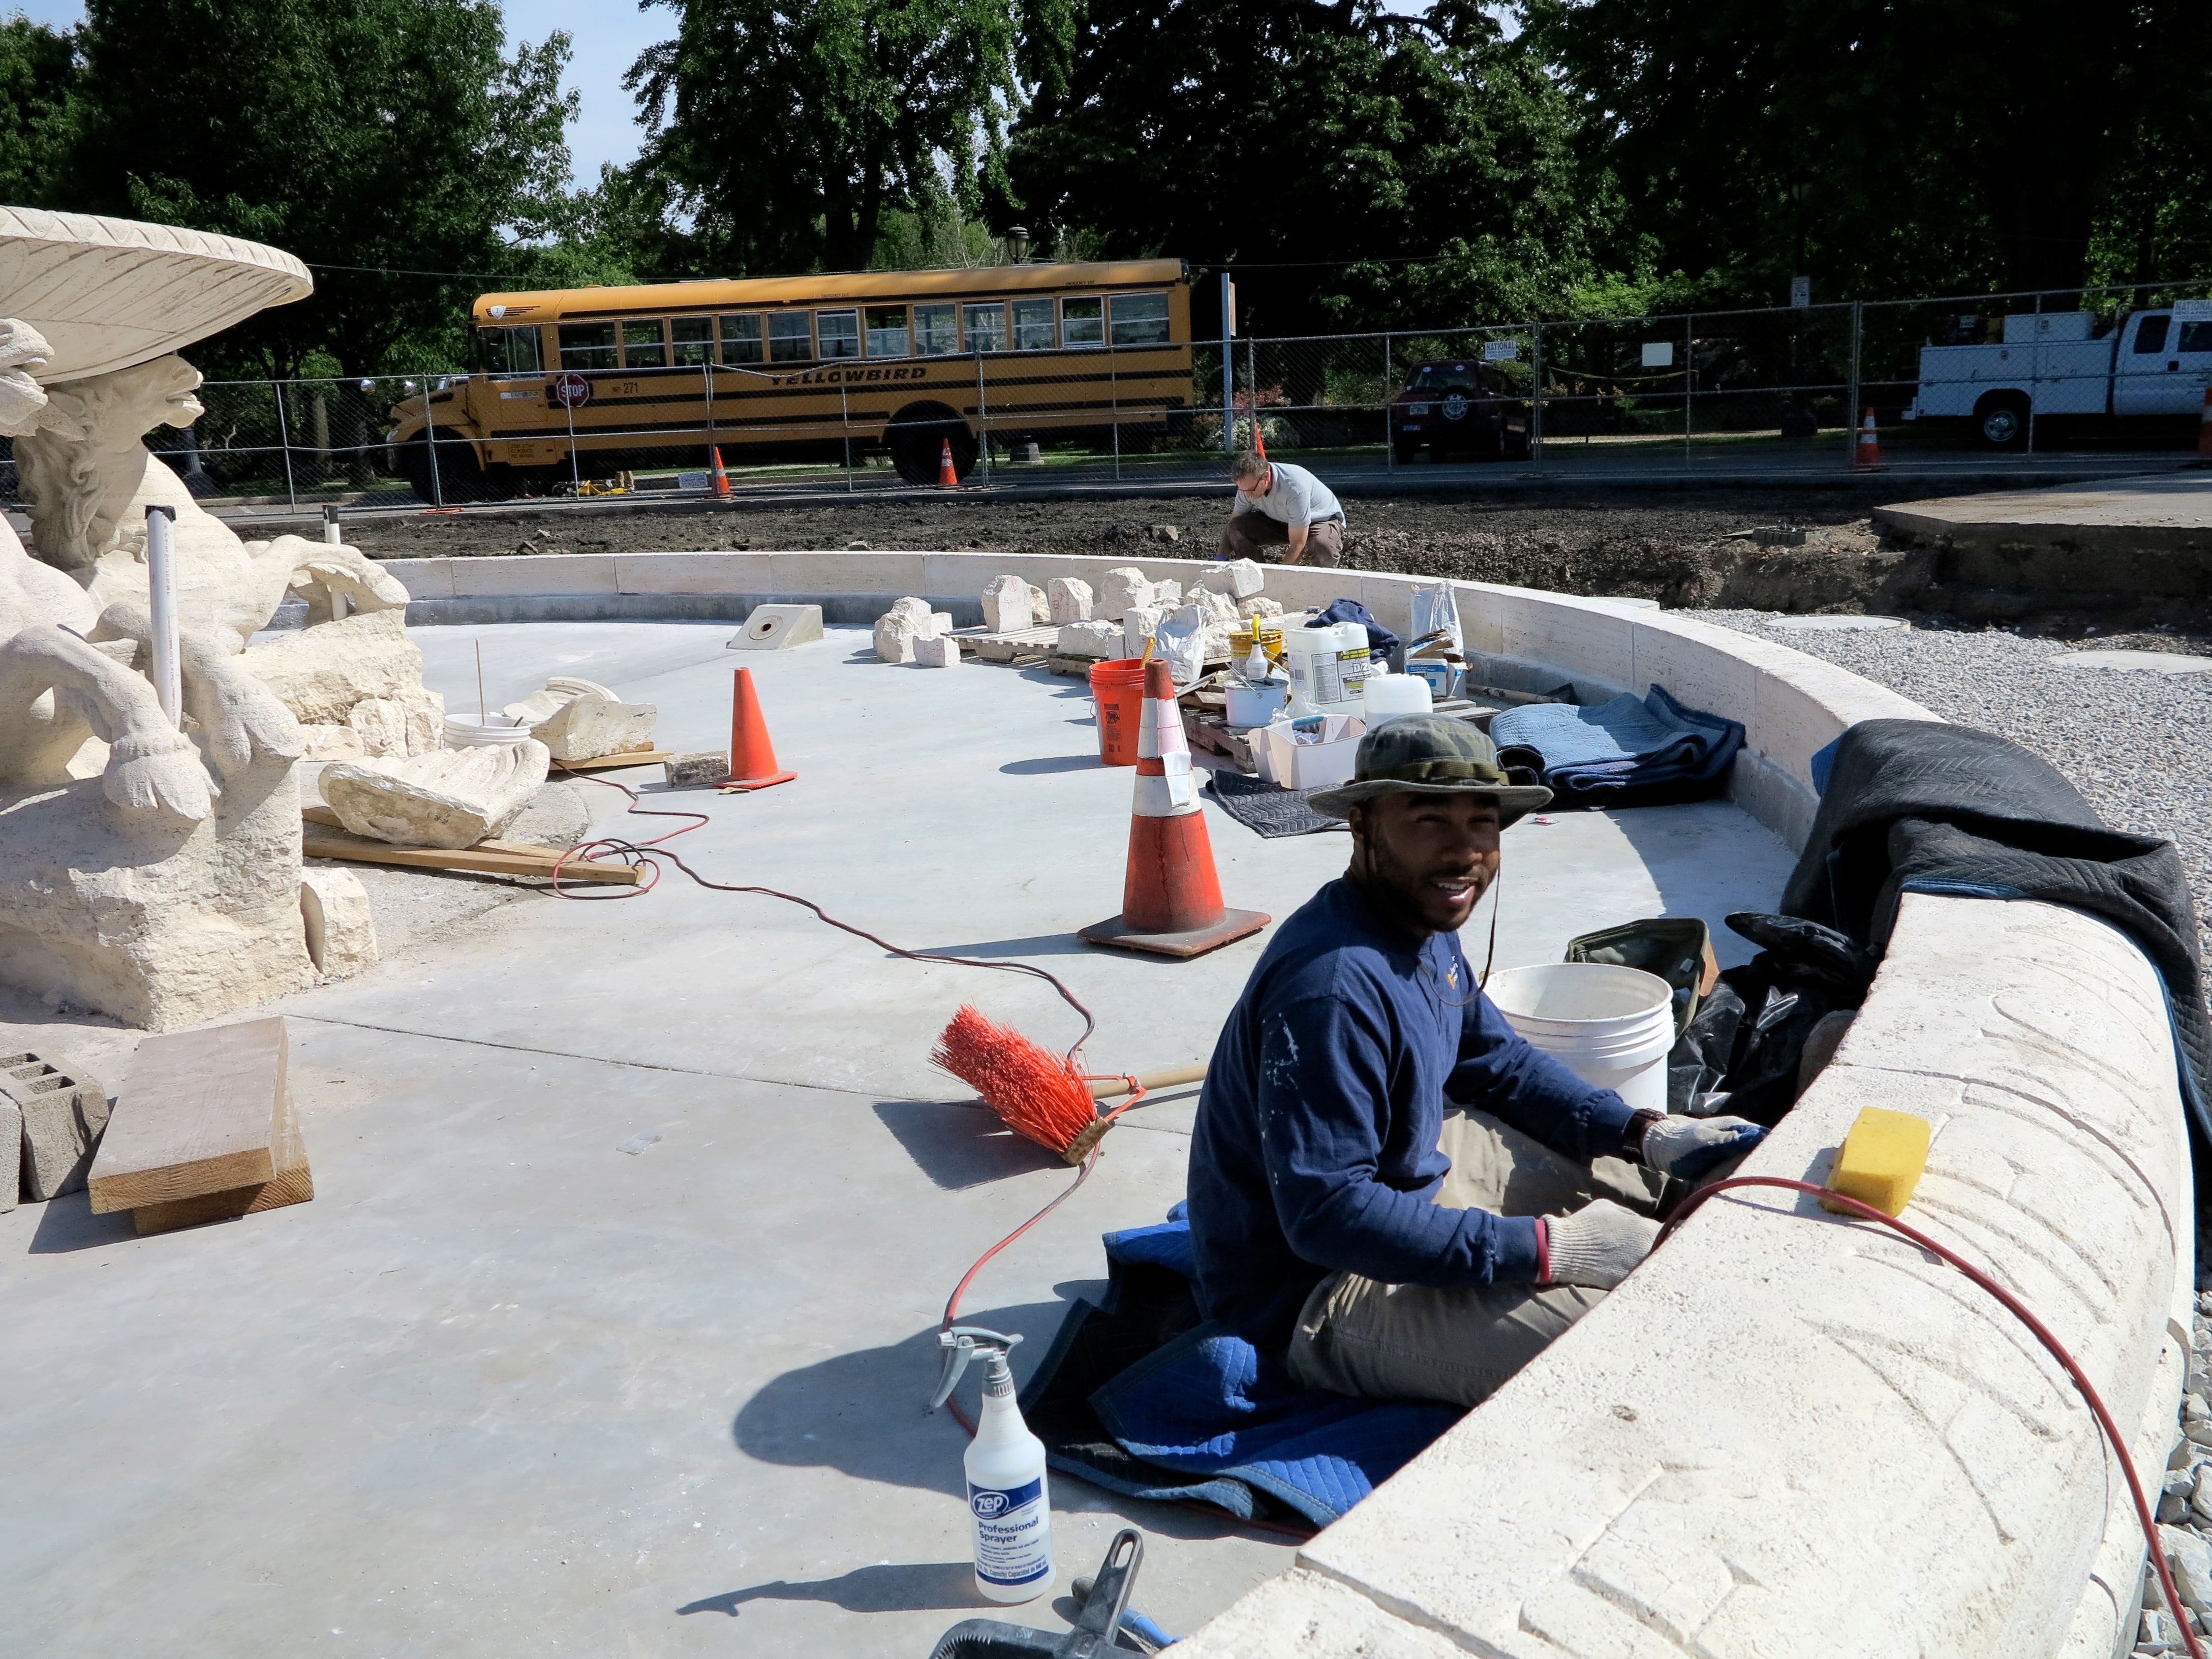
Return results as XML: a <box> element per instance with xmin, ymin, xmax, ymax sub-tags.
<box><xmin>887</xmin><ymin>403</ymin><xmax>976</xmax><ymax>485</ymax></box>
<box><xmin>401</xmin><ymin>436</ymin><xmax>498</xmax><ymax>504</ymax></box>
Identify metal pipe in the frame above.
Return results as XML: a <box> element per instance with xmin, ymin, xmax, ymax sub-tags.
<box><xmin>143</xmin><ymin>505</ymin><xmax>182</xmax><ymax>727</ymax></box>
<box><xmin>322</xmin><ymin>505</ymin><xmax>341</xmax><ymax>545</ymax></box>
<box><xmin>1220</xmin><ymin>272</ymin><xmax>1236</xmax><ymax>454</ymax></box>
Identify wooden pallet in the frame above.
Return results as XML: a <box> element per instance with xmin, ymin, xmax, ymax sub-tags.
<box><xmin>300</xmin><ymin>807</ymin><xmax>642</xmax><ymax>884</ymax></box>
<box><xmin>951</xmin><ymin>623</ymin><xmax>1061</xmax><ymax>663</ymax></box>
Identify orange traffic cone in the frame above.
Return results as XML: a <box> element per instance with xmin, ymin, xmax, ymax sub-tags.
<box><xmin>710</xmin><ymin>445</ymin><xmax>731</xmax><ymax>498</ymax></box>
<box><xmin>1855</xmin><ymin>406</ymin><xmax>1882</xmax><ymax>468</ymax></box>
<box><xmin>937</xmin><ymin>437</ymin><xmax>959</xmax><ymax>488</ymax></box>
<box><xmin>1079</xmin><ymin>659</ymin><xmax>1269</xmax><ymax>959</ymax></box>
<box><xmin>1252</xmin><ymin>410</ymin><xmax>1268</xmax><ymax>460</ymax></box>
<box><xmin>718</xmin><ymin>667</ymin><xmax>796</xmax><ymax>792</ymax></box>
<box><xmin>2197</xmin><ymin>388</ymin><xmax>2212</xmax><ymax>458</ymax></box>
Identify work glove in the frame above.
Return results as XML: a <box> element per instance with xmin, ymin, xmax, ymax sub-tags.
<box><xmin>1543</xmin><ymin>1199</ymin><xmax>1661</xmax><ymax>1290</ymax></box>
<box><xmin>1641</xmin><ymin>1114</ymin><xmax>1766</xmax><ymax>1181</ymax></box>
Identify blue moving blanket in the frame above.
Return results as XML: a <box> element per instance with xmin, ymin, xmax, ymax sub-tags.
<box><xmin>1019</xmin><ymin>1210</ymin><xmax>1461</xmax><ymax>1528</ymax></box>
<box><xmin>1490</xmin><ymin>683</ymin><xmax>1744</xmax><ymax>806</ymax></box>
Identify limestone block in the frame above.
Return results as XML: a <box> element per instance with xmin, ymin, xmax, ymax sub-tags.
<box><xmin>981</xmin><ymin>573</ymin><xmax>1032</xmax><ymax>633</ymax></box>
<box><xmin>873</xmin><ymin>611</ymin><xmax>921</xmax><ymax>663</ymax></box>
<box><xmin>238</xmin><ymin>607</ymin><xmax>427</xmax><ymax>725</ymax></box>
<box><xmin>2164</xmin><ymin>1525</ymin><xmax>2212</xmax><ymax>1615</ymax></box>
<box><xmin>1056</xmin><ymin>621</ymin><xmax>1120</xmax><ymax>659</ymax></box>
<box><xmin>1200</xmin><ymin>558</ymin><xmax>1267</xmax><ymax>599</ymax></box>
<box><xmin>397</xmin><ymin>686</ymin><xmax>445</xmax><ymax>755</ymax></box>
<box><xmin>347</xmin><ymin>697</ymin><xmax>411</xmax><ymax>758</ymax></box>
<box><xmin>299</xmin><ymin>867</ymin><xmax>378</xmax><ymax>977</ymax></box>
<box><xmin>1095</xmin><ymin>567</ymin><xmax>1153</xmax><ymax>621</ymax></box>
<box><xmin>727</xmin><ymin>603</ymin><xmax>823</xmax><ymax>650</ymax></box>
<box><xmin>1122</xmin><ymin>604</ymin><xmax>1163</xmax><ymax>658</ymax></box>
<box><xmin>1154</xmin><ymin>579</ymin><xmax>1183</xmax><ymax>608</ymax></box>
<box><xmin>493</xmin><ymin>782</ymin><xmax>589</xmax><ymax>850</ymax></box>
<box><xmin>1028</xmin><ymin>582</ymin><xmax>1051</xmax><ymax>623</ymax></box>
<box><xmin>320</xmin><ymin>740</ymin><xmax>551</xmax><ymax>849</ymax></box>
<box><xmin>928</xmin><ymin>610</ymin><xmax>955</xmax><ymax>636</ymax></box>
<box><xmin>913</xmin><ymin>632</ymin><xmax>963</xmax><ymax>668</ymax></box>
<box><xmin>1048</xmin><ymin>577</ymin><xmax>1093</xmax><ymax>623</ymax></box>
<box><xmin>298</xmin><ymin>723</ymin><xmax>365</xmax><ymax>761</ymax></box>
<box><xmin>2</xmin><ymin>1049</ymin><xmax>110</xmax><ymax>1202</ymax></box>
<box><xmin>1191</xmin><ymin>588</ymin><xmax>1240</xmax><ymax>630</ymax></box>
<box><xmin>885</xmin><ymin>595</ymin><xmax>933</xmax><ymax>624</ymax></box>
<box><xmin>0</xmin><ymin>1096</ymin><xmax>14</xmax><ymax>1209</ymax></box>
<box><xmin>663</xmin><ymin>751</ymin><xmax>729</xmax><ymax>787</ymax></box>
<box><xmin>1239</xmin><ymin>596</ymin><xmax>1285</xmax><ymax>621</ymax></box>
<box><xmin>528</xmin><ymin>686</ymin><xmax>657</xmax><ymax>763</ymax></box>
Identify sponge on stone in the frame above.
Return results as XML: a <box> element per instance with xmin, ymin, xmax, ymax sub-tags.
<box><xmin>1821</xmin><ymin>1106</ymin><xmax>1931</xmax><ymax>1217</ymax></box>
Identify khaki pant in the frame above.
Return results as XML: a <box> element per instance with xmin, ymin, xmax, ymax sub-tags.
<box><xmin>1220</xmin><ymin>513</ymin><xmax>1344</xmax><ymax>568</ymax></box>
<box><xmin>1284</xmin><ymin>1109</ymin><xmax>1664</xmax><ymax>1409</ymax></box>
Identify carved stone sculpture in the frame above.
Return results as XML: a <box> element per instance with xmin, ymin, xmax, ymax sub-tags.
<box><xmin>502</xmin><ymin>676</ymin><xmax>656</xmax><ymax>763</ymax></box>
<box><xmin>320</xmin><ymin>741</ymin><xmax>553</xmax><ymax>849</ymax></box>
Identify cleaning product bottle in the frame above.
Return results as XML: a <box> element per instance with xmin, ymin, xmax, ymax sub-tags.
<box><xmin>929</xmin><ymin>1327</ymin><xmax>1053</xmax><ymax>1603</ymax></box>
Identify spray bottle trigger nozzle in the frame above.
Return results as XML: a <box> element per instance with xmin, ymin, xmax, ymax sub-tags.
<box><xmin>927</xmin><ymin>1326</ymin><xmax>1023</xmax><ymax>1412</ymax></box>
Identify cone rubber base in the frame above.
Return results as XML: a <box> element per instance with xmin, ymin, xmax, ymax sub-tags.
<box><xmin>717</xmin><ymin>769</ymin><xmax>796</xmax><ymax>793</ymax></box>
<box><xmin>1079</xmin><ymin>907</ymin><xmax>1269</xmax><ymax>960</ymax></box>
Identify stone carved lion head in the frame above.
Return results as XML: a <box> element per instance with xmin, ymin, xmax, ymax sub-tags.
<box><xmin>16</xmin><ymin>355</ymin><xmax>207</xmax><ymax>572</ymax></box>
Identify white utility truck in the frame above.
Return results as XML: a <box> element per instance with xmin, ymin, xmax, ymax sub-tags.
<box><xmin>1902</xmin><ymin>300</ymin><xmax>2212</xmax><ymax>446</ymax></box>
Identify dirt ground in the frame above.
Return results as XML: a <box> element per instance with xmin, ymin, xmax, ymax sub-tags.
<box><xmin>341</xmin><ymin>484</ymin><xmax>2210</xmax><ymax>647</ymax></box>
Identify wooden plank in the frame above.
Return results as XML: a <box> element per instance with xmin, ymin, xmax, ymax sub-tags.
<box><xmin>299</xmin><ymin>818</ymin><xmax>642</xmax><ymax>885</ymax></box>
<box><xmin>552</xmin><ymin>749</ymin><xmax>674</xmax><ymax>772</ymax></box>
<box><xmin>88</xmin><ymin>1018</ymin><xmax>286</xmax><ymax>1214</ymax></box>
<box><xmin>133</xmin><ymin>1079</ymin><xmax>313</xmax><ymax>1235</ymax></box>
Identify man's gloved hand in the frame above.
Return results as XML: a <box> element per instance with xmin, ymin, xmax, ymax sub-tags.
<box><xmin>1641</xmin><ymin>1114</ymin><xmax>1766</xmax><ymax>1181</ymax></box>
<box><xmin>1543</xmin><ymin>1199</ymin><xmax>1660</xmax><ymax>1290</ymax></box>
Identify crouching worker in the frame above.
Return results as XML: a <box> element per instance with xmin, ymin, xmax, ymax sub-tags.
<box><xmin>1221</xmin><ymin>451</ymin><xmax>1345</xmax><ymax>567</ymax></box>
<box><xmin>1187</xmin><ymin>717</ymin><xmax>1765</xmax><ymax>1407</ymax></box>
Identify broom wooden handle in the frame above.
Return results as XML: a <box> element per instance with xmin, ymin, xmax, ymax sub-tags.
<box><xmin>1088</xmin><ymin>1064</ymin><xmax>1207</xmax><ymax>1101</ymax></box>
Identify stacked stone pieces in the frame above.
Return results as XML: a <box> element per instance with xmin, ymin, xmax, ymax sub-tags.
<box><xmin>872</xmin><ymin>596</ymin><xmax>955</xmax><ymax>663</ymax></box>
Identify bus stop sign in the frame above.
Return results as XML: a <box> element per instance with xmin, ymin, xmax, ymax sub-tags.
<box><xmin>549</xmin><ymin>371</ymin><xmax>592</xmax><ymax>409</ymax></box>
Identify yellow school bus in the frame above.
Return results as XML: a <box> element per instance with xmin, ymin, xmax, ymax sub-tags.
<box><xmin>386</xmin><ymin>259</ymin><xmax>1193</xmax><ymax>501</ymax></box>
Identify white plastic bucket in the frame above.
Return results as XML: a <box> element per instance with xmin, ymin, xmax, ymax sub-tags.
<box><xmin>1484</xmin><ymin>962</ymin><xmax>1676</xmax><ymax>1115</ymax></box>
<box><xmin>444</xmin><ymin>714</ymin><xmax>535</xmax><ymax>749</ymax></box>
<box><xmin>1225</xmin><ymin>680</ymin><xmax>1289</xmax><ymax>728</ymax></box>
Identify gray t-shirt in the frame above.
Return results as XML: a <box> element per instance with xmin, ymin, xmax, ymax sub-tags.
<box><xmin>1232</xmin><ymin>460</ymin><xmax>1344</xmax><ymax>528</ymax></box>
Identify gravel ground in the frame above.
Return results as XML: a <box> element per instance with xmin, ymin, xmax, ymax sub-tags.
<box><xmin>1704</xmin><ymin>612</ymin><xmax>2212</xmax><ymax>952</ymax></box>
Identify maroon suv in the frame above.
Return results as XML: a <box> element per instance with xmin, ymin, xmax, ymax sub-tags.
<box><xmin>1389</xmin><ymin>359</ymin><xmax>1530</xmax><ymax>463</ymax></box>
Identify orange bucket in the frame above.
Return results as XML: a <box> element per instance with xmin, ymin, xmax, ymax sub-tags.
<box><xmin>1090</xmin><ymin>657</ymin><xmax>1149</xmax><ymax>766</ymax></box>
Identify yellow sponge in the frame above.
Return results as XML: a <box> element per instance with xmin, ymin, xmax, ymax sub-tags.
<box><xmin>1821</xmin><ymin>1106</ymin><xmax>1931</xmax><ymax>1217</ymax></box>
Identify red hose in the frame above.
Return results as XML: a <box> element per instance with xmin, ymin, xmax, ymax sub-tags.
<box><xmin>1662</xmin><ymin>1176</ymin><xmax>2202</xmax><ymax>1659</ymax></box>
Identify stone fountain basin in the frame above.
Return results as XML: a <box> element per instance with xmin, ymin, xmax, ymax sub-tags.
<box><xmin>0</xmin><ymin>205</ymin><xmax>311</xmax><ymax>383</ymax></box>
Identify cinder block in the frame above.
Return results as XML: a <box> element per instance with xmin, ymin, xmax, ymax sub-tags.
<box><xmin>3</xmin><ymin>1050</ymin><xmax>112</xmax><ymax>1203</ymax></box>
<box><xmin>664</xmin><ymin>751</ymin><xmax>730</xmax><ymax>787</ymax></box>
<box><xmin>728</xmin><ymin>603</ymin><xmax>824</xmax><ymax>651</ymax></box>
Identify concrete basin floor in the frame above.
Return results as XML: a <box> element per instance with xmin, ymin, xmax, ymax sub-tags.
<box><xmin>1</xmin><ymin>623</ymin><xmax>1798</xmax><ymax>1657</ymax></box>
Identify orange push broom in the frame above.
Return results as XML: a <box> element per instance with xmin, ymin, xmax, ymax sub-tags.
<box><xmin>931</xmin><ymin>1005</ymin><xmax>1206</xmax><ymax>1164</ymax></box>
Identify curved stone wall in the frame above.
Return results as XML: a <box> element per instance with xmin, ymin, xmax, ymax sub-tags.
<box><xmin>375</xmin><ymin>547</ymin><xmax>2192</xmax><ymax>1658</ymax></box>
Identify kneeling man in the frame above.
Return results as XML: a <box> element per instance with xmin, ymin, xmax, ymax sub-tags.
<box><xmin>1188</xmin><ymin>717</ymin><xmax>1764</xmax><ymax>1407</ymax></box>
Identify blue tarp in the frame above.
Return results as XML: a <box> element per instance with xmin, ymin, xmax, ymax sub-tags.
<box><xmin>1490</xmin><ymin>683</ymin><xmax>1744</xmax><ymax>805</ymax></box>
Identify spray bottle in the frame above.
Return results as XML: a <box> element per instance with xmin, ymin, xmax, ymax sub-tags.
<box><xmin>929</xmin><ymin>1326</ymin><xmax>1054</xmax><ymax>1603</ymax></box>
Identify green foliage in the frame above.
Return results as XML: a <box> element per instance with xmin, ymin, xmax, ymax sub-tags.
<box><xmin>626</xmin><ymin>0</ymin><xmax>1023</xmax><ymax>278</ymax></box>
<box><xmin>0</xmin><ymin>15</ymin><xmax>83</xmax><ymax>210</ymax></box>
<box><xmin>68</xmin><ymin>0</ymin><xmax>577</xmax><ymax>378</ymax></box>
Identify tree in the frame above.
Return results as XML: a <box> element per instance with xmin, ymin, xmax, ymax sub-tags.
<box><xmin>1535</xmin><ymin>0</ymin><xmax>2212</xmax><ymax>307</ymax></box>
<box><xmin>0</xmin><ymin>16</ymin><xmax>82</xmax><ymax>211</ymax></box>
<box><xmin>627</xmin><ymin>0</ymin><xmax>1022</xmax><ymax>278</ymax></box>
<box><xmin>68</xmin><ymin>0</ymin><xmax>578</xmax><ymax>379</ymax></box>
<box><xmin>1005</xmin><ymin>1</ymin><xmax>1598</xmax><ymax>339</ymax></box>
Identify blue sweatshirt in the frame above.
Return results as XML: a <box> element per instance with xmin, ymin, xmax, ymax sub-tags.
<box><xmin>1187</xmin><ymin>878</ymin><xmax>1642</xmax><ymax>1352</ymax></box>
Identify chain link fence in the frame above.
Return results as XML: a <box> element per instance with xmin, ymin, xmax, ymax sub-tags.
<box><xmin>4</xmin><ymin>278</ymin><xmax>2205</xmax><ymax>515</ymax></box>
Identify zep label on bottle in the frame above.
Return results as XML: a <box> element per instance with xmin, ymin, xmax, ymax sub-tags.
<box><xmin>968</xmin><ymin>1476</ymin><xmax>1051</xmax><ymax>1587</ymax></box>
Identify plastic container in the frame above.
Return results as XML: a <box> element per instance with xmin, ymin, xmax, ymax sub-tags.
<box><xmin>1407</xmin><ymin>660</ymin><xmax>1458</xmax><ymax>699</ymax></box>
<box><xmin>443</xmin><ymin>714</ymin><xmax>535</xmax><ymax>748</ymax></box>
<box><xmin>1224</xmin><ymin>680</ymin><xmax>1289</xmax><ymax>728</ymax></box>
<box><xmin>1483</xmin><ymin>962</ymin><xmax>1676</xmax><ymax>1115</ymax></box>
<box><xmin>1089</xmin><ymin>658</ymin><xmax>1149</xmax><ymax>766</ymax></box>
<box><xmin>1361</xmin><ymin>672</ymin><xmax>1433</xmax><ymax>723</ymax></box>
<box><xmin>1283</xmin><ymin>620</ymin><xmax>1370</xmax><ymax>716</ymax></box>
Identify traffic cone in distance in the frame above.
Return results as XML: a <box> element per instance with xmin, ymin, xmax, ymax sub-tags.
<box><xmin>938</xmin><ymin>437</ymin><xmax>959</xmax><ymax>488</ymax></box>
<box><xmin>719</xmin><ymin>667</ymin><xmax>796</xmax><ymax>792</ymax></box>
<box><xmin>1855</xmin><ymin>406</ymin><xmax>1882</xmax><ymax>468</ymax></box>
<box><xmin>710</xmin><ymin>445</ymin><xmax>731</xmax><ymax>498</ymax></box>
<box><xmin>2197</xmin><ymin>388</ymin><xmax>2212</xmax><ymax>458</ymax></box>
<box><xmin>1079</xmin><ymin>659</ymin><xmax>1269</xmax><ymax>959</ymax></box>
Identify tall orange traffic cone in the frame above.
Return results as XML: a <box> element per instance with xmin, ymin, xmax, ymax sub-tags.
<box><xmin>710</xmin><ymin>445</ymin><xmax>731</xmax><ymax>498</ymax></box>
<box><xmin>938</xmin><ymin>437</ymin><xmax>959</xmax><ymax>488</ymax></box>
<box><xmin>1080</xmin><ymin>659</ymin><xmax>1269</xmax><ymax>959</ymax></box>
<box><xmin>2197</xmin><ymin>388</ymin><xmax>2212</xmax><ymax>458</ymax></box>
<box><xmin>718</xmin><ymin>667</ymin><xmax>796</xmax><ymax>792</ymax></box>
<box><xmin>1854</xmin><ymin>406</ymin><xmax>1882</xmax><ymax>468</ymax></box>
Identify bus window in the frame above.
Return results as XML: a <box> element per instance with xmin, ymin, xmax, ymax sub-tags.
<box><xmin>963</xmin><ymin>302</ymin><xmax>1007</xmax><ymax>354</ymax></box>
<box><xmin>476</xmin><ymin>325</ymin><xmax>543</xmax><ymax>376</ymax></box>
<box><xmin>671</xmin><ymin>316</ymin><xmax>714</xmax><ymax>366</ymax></box>
<box><xmin>1061</xmin><ymin>296</ymin><xmax>1104</xmax><ymax>348</ymax></box>
<box><xmin>817</xmin><ymin>309</ymin><xmax>861</xmax><ymax>359</ymax></box>
<box><xmin>622</xmin><ymin>320</ymin><xmax>668</xmax><ymax>368</ymax></box>
<box><xmin>914</xmin><ymin>303</ymin><xmax>958</xmax><ymax>355</ymax></box>
<box><xmin>769</xmin><ymin>312</ymin><xmax>813</xmax><ymax>363</ymax></box>
<box><xmin>559</xmin><ymin>322</ymin><xmax>619</xmax><ymax>371</ymax></box>
<box><xmin>1012</xmin><ymin>298</ymin><xmax>1055</xmax><ymax>351</ymax></box>
<box><xmin>1111</xmin><ymin>293</ymin><xmax>1171</xmax><ymax>346</ymax></box>
<box><xmin>865</xmin><ymin>305</ymin><xmax>909</xmax><ymax>357</ymax></box>
<box><xmin>721</xmin><ymin>314</ymin><xmax>763</xmax><ymax>364</ymax></box>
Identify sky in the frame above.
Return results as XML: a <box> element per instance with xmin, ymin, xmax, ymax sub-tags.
<box><xmin>15</xmin><ymin>2</ymin><xmax>1453</xmax><ymax>186</ymax></box>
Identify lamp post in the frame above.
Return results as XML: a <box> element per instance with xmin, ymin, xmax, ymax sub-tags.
<box><xmin>1781</xmin><ymin>173</ymin><xmax>1818</xmax><ymax>439</ymax></box>
<box><xmin>1005</xmin><ymin>225</ymin><xmax>1030</xmax><ymax>264</ymax></box>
